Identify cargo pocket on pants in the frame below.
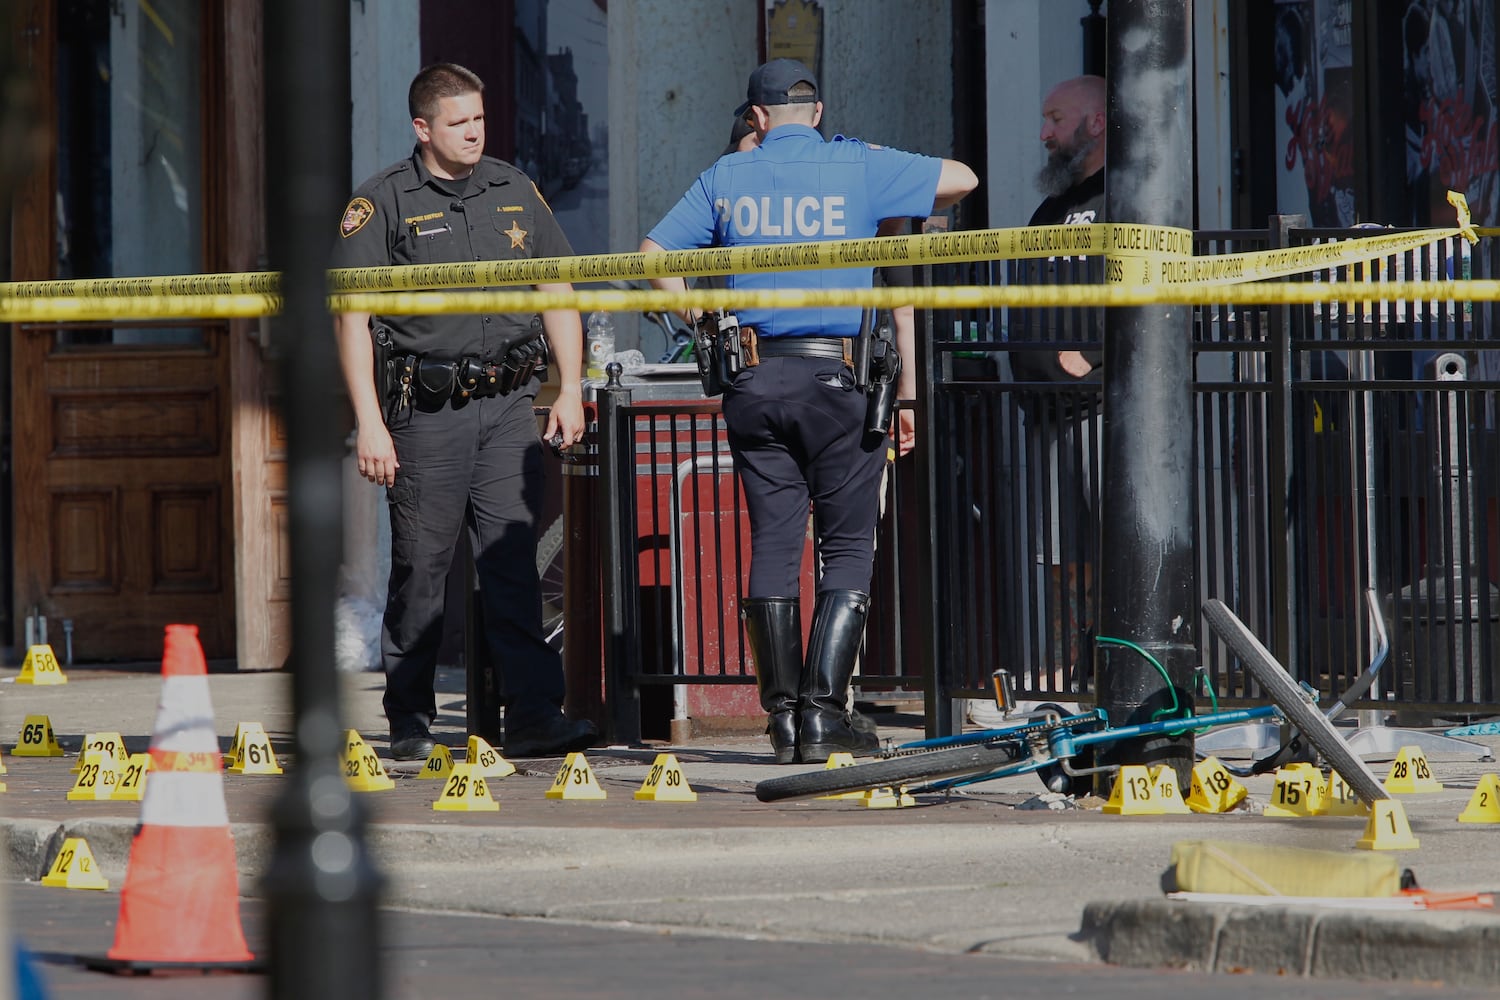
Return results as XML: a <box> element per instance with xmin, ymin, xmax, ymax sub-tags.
<box><xmin>386</xmin><ymin>478</ymin><xmax>420</xmax><ymax>543</ymax></box>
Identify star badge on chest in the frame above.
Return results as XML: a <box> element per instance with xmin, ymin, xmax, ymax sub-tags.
<box><xmin>503</xmin><ymin>220</ymin><xmax>528</xmax><ymax>249</ymax></box>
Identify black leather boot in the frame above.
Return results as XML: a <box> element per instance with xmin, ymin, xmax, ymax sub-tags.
<box><xmin>798</xmin><ymin>590</ymin><xmax>880</xmax><ymax>762</ymax></box>
<box><xmin>741</xmin><ymin>596</ymin><xmax>802</xmax><ymax>764</ymax></box>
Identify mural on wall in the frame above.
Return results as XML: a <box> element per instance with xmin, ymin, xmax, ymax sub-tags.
<box><xmin>1403</xmin><ymin>0</ymin><xmax>1498</xmax><ymax>227</ymax></box>
<box><xmin>1273</xmin><ymin>0</ymin><xmax>1356</xmax><ymax>226</ymax></box>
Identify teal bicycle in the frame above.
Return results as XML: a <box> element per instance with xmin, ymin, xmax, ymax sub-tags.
<box><xmin>754</xmin><ymin>599</ymin><xmax>1390</xmax><ymax>805</ymax></box>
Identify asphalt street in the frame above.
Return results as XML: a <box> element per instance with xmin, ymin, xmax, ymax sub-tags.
<box><xmin>15</xmin><ymin>884</ymin><xmax>1499</xmax><ymax>1000</ymax></box>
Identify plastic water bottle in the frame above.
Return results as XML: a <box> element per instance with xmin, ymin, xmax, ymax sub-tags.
<box><xmin>585</xmin><ymin>310</ymin><xmax>615</xmax><ymax>379</ymax></box>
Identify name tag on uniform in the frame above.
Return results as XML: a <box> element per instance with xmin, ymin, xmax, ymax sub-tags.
<box><xmin>716</xmin><ymin>195</ymin><xmax>846</xmax><ymax>238</ymax></box>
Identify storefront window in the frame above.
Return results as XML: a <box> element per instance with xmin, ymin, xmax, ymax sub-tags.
<box><xmin>55</xmin><ymin>0</ymin><xmax>204</xmax><ymax>347</ymax></box>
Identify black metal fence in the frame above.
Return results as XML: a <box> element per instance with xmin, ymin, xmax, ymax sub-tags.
<box><xmin>589</xmin><ymin>226</ymin><xmax>1500</xmax><ymax>740</ymax></box>
<box><xmin>923</xmin><ymin>224</ymin><xmax>1500</xmax><ymax>724</ymax></box>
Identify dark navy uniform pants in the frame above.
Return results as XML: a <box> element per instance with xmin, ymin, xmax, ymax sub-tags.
<box><xmin>381</xmin><ymin>386</ymin><xmax>562</xmax><ymax>733</ymax></box>
<box><xmin>722</xmin><ymin>355</ymin><xmax>886</xmax><ymax>598</ymax></box>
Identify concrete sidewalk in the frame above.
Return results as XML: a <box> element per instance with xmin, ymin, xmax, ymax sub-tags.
<box><xmin>2</xmin><ymin>663</ymin><xmax>1498</xmax><ymax>987</ymax></box>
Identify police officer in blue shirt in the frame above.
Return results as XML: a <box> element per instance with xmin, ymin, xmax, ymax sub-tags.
<box><xmin>640</xmin><ymin>59</ymin><xmax>977</xmax><ymax>763</ymax></box>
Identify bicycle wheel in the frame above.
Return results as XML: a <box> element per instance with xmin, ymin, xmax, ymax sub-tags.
<box><xmin>755</xmin><ymin>741</ymin><xmax>1022</xmax><ymax>803</ymax></box>
<box><xmin>1201</xmin><ymin>599</ymin><xmax>1388</xmax><ymax>804</ymax></box>
<box><xmin>535</xmin><ymin>515</ymin><xmax>565</xmax><ymax>653</ymax></box>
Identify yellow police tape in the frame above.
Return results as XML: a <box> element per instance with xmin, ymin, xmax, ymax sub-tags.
<box><xmin>0</xmin><ymin>223</ymin><xmax>1191</xmax><ymax>300</ymax></box>
<box><xmin>6</xmin><ymin>280</ymin><xmax>1499</xmax><ymax>325</ymax></box>
<box><xmin>326</xmin><ymin>221</ymin><xmax>1195</xmax><ymax>292</ymax></box>
<box><xmin>329</xmin><ymin>279</ymin><xmax>1500</xmax><ymax>316</ymax></box>
<box><xmin>1107</xmin><ymin>189</ymin><xmax>1478</xmax><ymax>287</ymax></box>
<box><xmin>0</xmin><ymin>272</ymin><xmax>280</xmax><ymax>302</ymax></box>
<box><xmin>0</xmin><ymin>193</ymin><xmax>1484</xmax><ymax>322</ymax></box>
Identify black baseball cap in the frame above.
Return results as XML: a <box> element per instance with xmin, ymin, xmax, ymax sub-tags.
<box><xmin>722</xmin><ymin>116</ymin><xmax>755</xmax><ymax>156</ymax></box>
<box><xmin>733</xmin><ymin>58</ymin><xmax>818</xmax><ymax>116</ymax></box>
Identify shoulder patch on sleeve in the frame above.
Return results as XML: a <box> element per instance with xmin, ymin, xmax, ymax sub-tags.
<box><xmin>529</xmin><ymin>181</ymin><xmax>552</xmax><ymax>211</ymax></box>
<box><xmin>340</xmin><ymin>197</ymin><xmax>376</xmax><ymax>238</ymax></box>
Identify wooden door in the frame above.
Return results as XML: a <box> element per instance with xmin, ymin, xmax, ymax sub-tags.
<box><xmin>8</xmin><ymin>0</ymin><xmax>242</xmax><ymax>661</ymax></box>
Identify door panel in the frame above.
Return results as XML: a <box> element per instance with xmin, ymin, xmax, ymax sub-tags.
<box><xmin>15</xmin><ymin>336</ymin><xmax>232</xmax><ymax>659</ymax></box>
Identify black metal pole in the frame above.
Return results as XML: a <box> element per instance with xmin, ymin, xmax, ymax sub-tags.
<box><xmin>1267</xmin><ymin>214</ymin><xmax>1305</xmax><ymax>676</ymax></box>
<box><xmin>1081</xmin><ymin>0</ymin><xmax>1107</xmax><ymax>77</ymax></box>
<box><xmin>949</xmin><ymin>0</ymin><xmax>989</xmax><ymax>233</ymax></box>
<box><xmin>262</xmin><ymin>3</ymin><xmax>383</xmax><ymax>998</ymax></box>
<box><xmin>598</xmin><ymin>364</ymin><xmax>641</xmax><ymax>744</ymax></box>
<box><xmin>913</xmin><ymin>263</ymin><xmax>954</xmax><ymax>737</ymax></box>
<box><xmin>1094</xmin><ymin>1</ymin><xmax>1197</xmax><ymax>791</ymax></box>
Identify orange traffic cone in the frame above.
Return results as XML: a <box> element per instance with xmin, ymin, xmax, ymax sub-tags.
<box><xmin>98</xmin><ymin>624</ymin><xmax>255</xmax><ymax>970</ymax></box>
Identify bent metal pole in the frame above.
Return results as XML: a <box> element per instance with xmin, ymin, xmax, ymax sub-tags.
<box><xmin>262</xmin><ymin>3</ymin><xmax>383</xmax><ymax>998</ymax></box>
<box><xmin>1095</xmin><ymin>0</ymin><xmax>1198</xmax><ymax>792</ymax></box>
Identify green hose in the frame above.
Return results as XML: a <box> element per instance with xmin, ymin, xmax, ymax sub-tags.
<box><xmin>1094</xmin><ymin>635</ymin><xmax>1216</xmax><ymax>735</ymax></box>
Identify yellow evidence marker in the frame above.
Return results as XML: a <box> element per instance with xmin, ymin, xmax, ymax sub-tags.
<box><xmin>862</xmin><ymin>786</ymin><xmax>915</xmax><ymax>809</ymax></box>
<box><xmin>342</xmin><ymin>731</ymin><xmax>394</xmax><ymax>791</ymax></box>
<box><xmin>466</xmin><ymin>735</ymin><xmax>516</xmax><ymax>779</ymax></box>
<box><xmin>1186</xmin><ymin>757</ymin><xmax>1247</xmax><ymax>814</ymax></box>
<box><xmin>418</xmin><ymin>743</ymin><xmax>456</xmax><ymax>781</ymax></box>
<box><xmin>42</xmin><ymin>837</ymin><xmax>108</xmax><ymax>890</ymax></box>
<box><xmin>14</xmin><ymin>714</ymin><xmax>64</xmax><ymax>757</ymax></box>
<box><xmin>17</xmin><ymin>644</ymin><xmax>67</xmax><ymax>685</ymax></box>
<box><xmin>1383</xmin><ymin>746</ymin><xmax>1443</xmax><ymax>794</ymax></box>
<box><xmin>112</xmin><ymin>753</ymin><xmax>151</xmax><ymax>801</ymax></box>
<box><xmin>1102</xmin><ymin>765</ymin><xmax>1163</xmax><ymax>815</ymax></box>
<box><xmin>1458</xmin><ymin>774</ymin><xmax>1500</xmax><ymax>824</ymax></box>
<box><xmin>546</xmin><ymin>752</ymin><xmax>606</xmax><ymax>800</ymax></box>
<box><xmin>225</xmin><ymin>723</ymin><xmax>247</xmax><ymax>768</ymax></box>
<box><xmin>635</xmin><ymin>752</ymin><xmax>697</xmax><ymax>802</ymax></box>
<box><xmin>817</xmin><ymin>751</ymin><xmax>865</xmax><ymax>802</ymax></box>
<box><xmin>432</xmin><ymin>762</ymin><xmax>500</xmax><ymax>812</ymax></box>
<box><xmin>67</xmin><ymin>750</ymin><xmax>121</xmax><ymax>801</ymax></box>
<box><xmin>1149</xmin><ymin>765</ymin><xmax>1191</xmax><ymax>814</ymax></box>
<box><xmin>72</xmin><ymin>731</ymin><xmax>127</xmax><ymax>773</ymax></box>
<box><xmin>1264</xmin><ymin>764</ymin><xmax>1326</xmax><ymax>817</ymax></box>
<box><xmin>1356</xmin><ymin>798</ymin><xmax>1420</xmax><ymax>850</ymax></box>
<box><xmin>227</xmin><ymin>724</ymin><xmax>283</xmax><ymax>775</ymax></box>
<box><xmin>1316</xmin><ymin>769</ymin><xmax>1369</xmax><ymax>817</ymax></box>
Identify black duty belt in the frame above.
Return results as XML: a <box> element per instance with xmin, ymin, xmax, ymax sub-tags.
<box><xmin>385</xmin><ymin>332</ymin><xmax>548</xmax><ymax>417</ymax></box>
<box><xmin>752</xmin><ymin>335</ymin><xmax>852</xmax><ymax>362</ymax></box>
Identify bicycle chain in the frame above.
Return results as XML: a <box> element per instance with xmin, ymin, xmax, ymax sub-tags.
<box><xmin>874</xmin><ymin>712</ymin><xmax>1106</xmax><ymax>760</ymax></box>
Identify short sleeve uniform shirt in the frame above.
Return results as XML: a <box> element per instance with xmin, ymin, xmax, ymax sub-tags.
<box><xmin>331</xmin><ymin>147</ymin><xmax>574</xmax><ymax>359</ymax></box>
<box><xmin>646</xmin><ymin>124</ymin><xmax>940</xmax><ymax>337</ymax></box>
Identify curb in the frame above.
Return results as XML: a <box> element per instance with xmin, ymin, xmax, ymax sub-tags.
<box><xmin>4</xmin><ymin>815</ymin><xmax>945</xmax><ymax>886</ymax></box>
<box><xmin>1080</xmin><ymin>898</ymin><xmax>1500</xmax><ymax>988</ymax></box>
<box><xmin>4</xmin><ymin>817</ymin><xmax>272</xmax><ymax>886</ymax></box>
